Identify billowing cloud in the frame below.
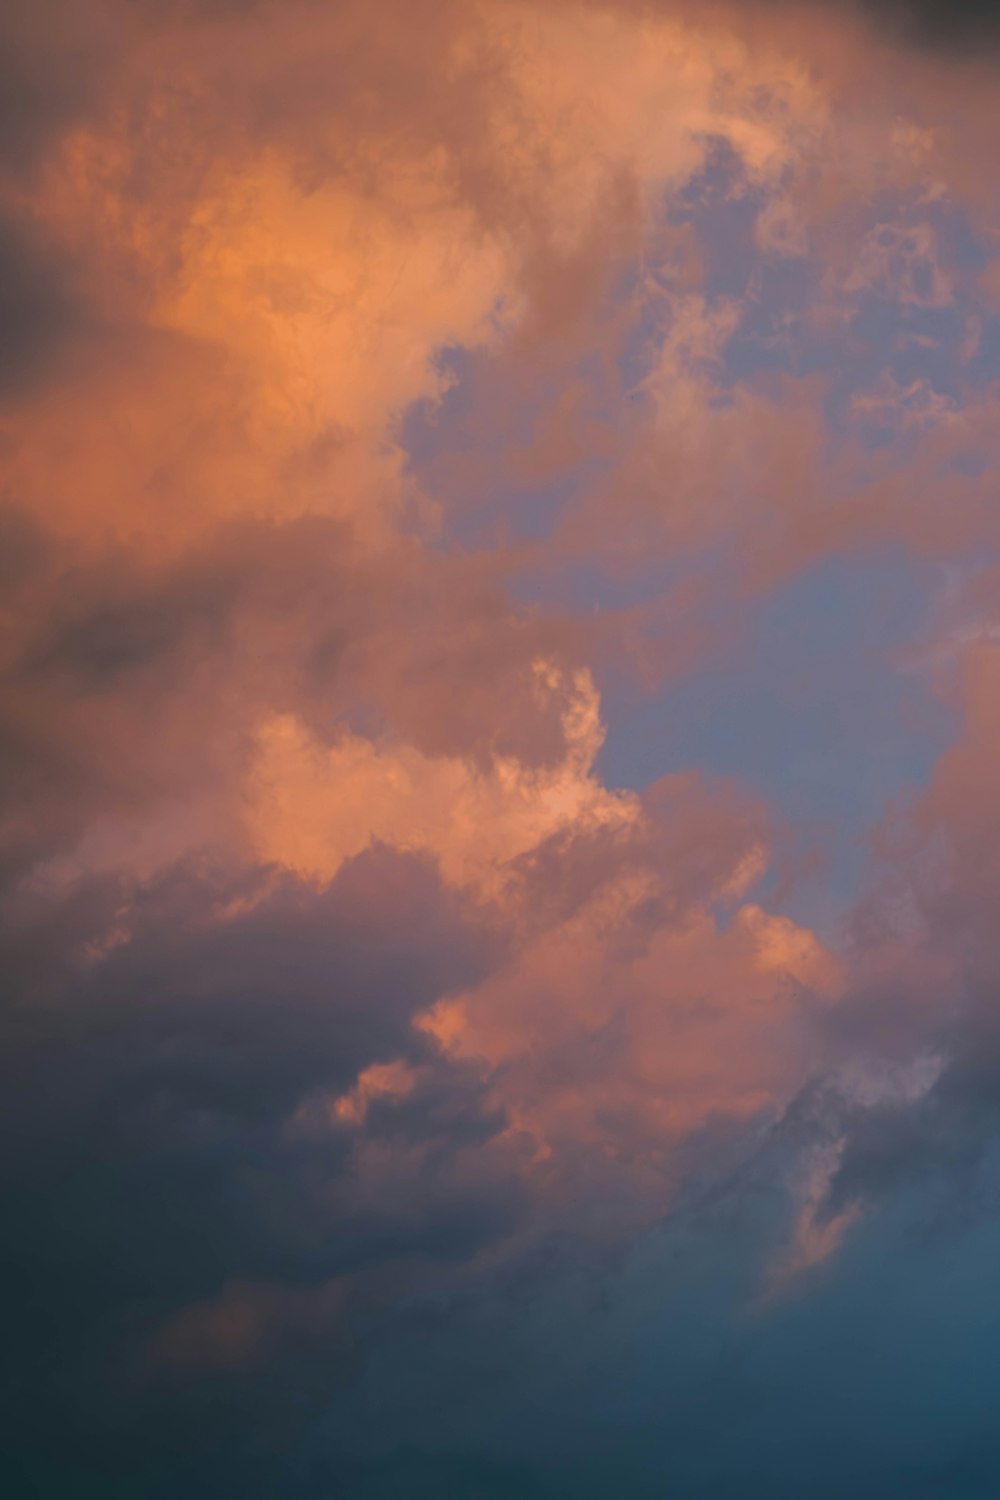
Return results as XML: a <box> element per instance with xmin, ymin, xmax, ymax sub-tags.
<box><xmin>4</xmin><ymin>0</ymin><xmax>1000</xmax><ymax>1495</ymax></box>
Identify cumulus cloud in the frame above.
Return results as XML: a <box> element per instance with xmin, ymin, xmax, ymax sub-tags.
<box><xmin>5</xmin><ymin>0</ymin><xmax>1000</xmax><ymax>1494</ymax></box>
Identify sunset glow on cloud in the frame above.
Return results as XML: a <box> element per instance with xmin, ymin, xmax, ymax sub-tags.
<box><xmin>5</xmin><ymin>1</ymin><xmax>1000</xmax><ymax>1495</ymax></box>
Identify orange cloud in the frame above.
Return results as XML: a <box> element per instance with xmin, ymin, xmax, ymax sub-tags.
<box><xmin>6</xmin><ymin>0</ymin><xmax>1000</xmax><ymax>1282</ymax></box>
<box><xmin>244</xmin><ymin>663</ymin><xmax>637</xmax><ymax>891</ymax></box>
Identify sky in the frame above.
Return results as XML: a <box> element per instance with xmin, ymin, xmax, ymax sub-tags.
<box><xmin>4</xmin><ymin>0</ymin><xmax>1000</xmax><ymax>1494</ymax></box>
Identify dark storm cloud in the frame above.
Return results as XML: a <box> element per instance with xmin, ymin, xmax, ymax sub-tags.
<box><xmin>289</xmin><ymin>1061</ymin><xmax>1000</xmax><ymax>1500</ymax></box>
<box><xmin>0</xmin><ymin>847</ymin><xmax>519</xmax><ymax>1498</ymax></box>
<box><xmin>864</xmin><ymin>0</ymin><xmax>1000</xmax><ymax>47</ymax></box>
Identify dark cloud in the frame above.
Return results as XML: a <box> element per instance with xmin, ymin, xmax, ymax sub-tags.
<box><xmin>0</xmin><ymin>209</ymin><xmax>93</xmax><ymax>396</ymax></box>
<box><xmin>287</xmin><ymin>1063</ymin><xmax>1000</xmax><ymax>1500</ymax></box>
<box><xmin>823</xmin><ymin>1028</ymin><xmax>1000</xmax><ymax>1227</ymax></box>
<box><xmin>864</xmin><ymin>0</ymin><xmax>1000</xmax><ymax>47</ymax></box>
<box><xmin>0</xmin><ymin>2</ymin><xmax>120</xmax><ymax>174</ymax></box>
<box><xmin>15</xmin><ymin>566</ymin><xmax>233</xmax><ymax>692</ymax></box>
<box><xmin>0</xmin><ymin>503</ymin><xmax>50</xmax><ymax>595</ymax></box>
<box><xmin>0</xmin><ymin>847</ymin><xmax>518</xmax><ymax>1496</ymax></box>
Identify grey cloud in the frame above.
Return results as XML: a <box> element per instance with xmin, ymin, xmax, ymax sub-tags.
<box><xmin>0</xmin><ymin>846</ymin><xmax>520</xmax><ymax>1496</ymax></box>
<box><xmin>0</xmin><ymin>208</ymin><xmax>93</xmax><ymax>396</ymax></box>
<box><xmin>862</xmin><ymin>0</ymin><xmax>1000</xmax><ymax>48</ymax></box>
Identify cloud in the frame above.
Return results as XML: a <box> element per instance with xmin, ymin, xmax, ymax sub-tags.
<box><xmin>0</xmin><ymin>845</ymin><xmax>518</xmax><ymax>1490</ymax></box>
<box><xmin>858</xmin><ymin>0</ymin><xmax>1000</xmax><ymax>48</ymax></box>
<box><xmin>243</xmin><ymin>664</ymin><xmax>638</xmax><ymax>890</ymax></box>
<box><xmin>5</xmin><ymin>0</ymin><xmax>1000</xmax><ymax>1494</ymax></box>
